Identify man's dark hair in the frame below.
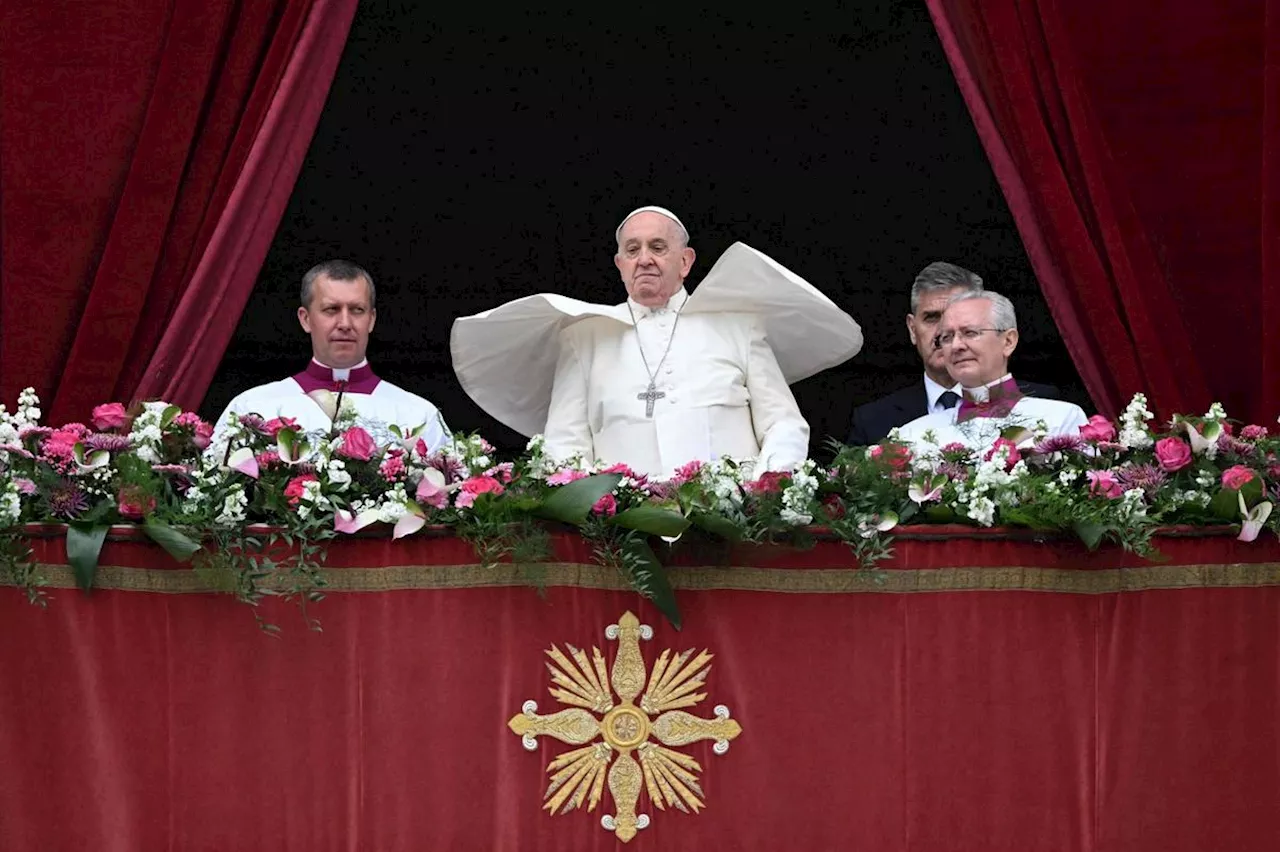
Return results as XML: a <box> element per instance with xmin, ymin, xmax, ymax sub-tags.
<box><xmin>300</xmin><ymin>259</ymin><xmax>376</xmax><ymax>309</ymax></box>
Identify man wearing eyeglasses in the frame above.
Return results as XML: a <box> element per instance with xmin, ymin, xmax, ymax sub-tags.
<box><xmin>845</xmin><ymin>263</ymin><xmax>1058</xmax><ymax>446</ymax></box>
<box><xmin>895</xmin><ymin>289</ymin><xmax>1087</xmax><ymax>448</ymax></box>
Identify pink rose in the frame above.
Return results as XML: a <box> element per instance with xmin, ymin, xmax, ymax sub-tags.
<box><xmin>871</xmin><ymin>443</ymin><xmax>912</xmax><ymax>473</ymax></box>
<box><xmin>1086</xmin><ymin>469</ymin><xmax>1124</xmax><ymax>499</ymax></box>
<box><xmin>672</xmin><ymin>459</ymin><xmax>703</xmax><ymax>484</ymax></box>
<box><xmin>337</xmin><ymin>426</ymin><xmax>377</xmax><ymax>461</ymax></box>
<box><xmin>91</xmin><ymin>403</ymin><xmax>129</xmax><ymax>432</ymax></box>
<box><xmin>1221</xmin><ymin>465</ymin><xmax>1256</xmax><ymax>490</ymax></box>
<box><xmin>547</xmin><ymin>469</ymin><xmax>589</xmax><ymax>486</ymax></box>
<box><xmin>592</xmin><ymin>493</ymin><xmax>618</xmax><ymax>516</ymax></box>
<box><xmin>1242</xmin><ymin>425</ymin><xmax>1268</xmax><ymax>440</ymax></box>
<box><xmin>1078</xmin><ymin>415</ymin><xmax>1117</xmax><ymax>443</ymax></box>
<box><xmin>1154</xmin><ymin>437</ymin><xmax>1193</xmax><ymax>472</ymax></box>
<box><xmin>984</xmin><ymin>438</ymin><xmax>1021</xmax><ymax>471</ymax></box>
<box><xmin>461</xmin><ymin>475</ymin><xmax>505</xmax><ymax>498</ymax></box>
<box><xmin>255</xmin><ymin>449</ymin><xmax>281</xmax><ymax>469</ymax></box>
<box><xmin>284</xmin><ymin>474</ymin><xmax>319</xmax><ymax>507</ymax></box>
<box><xmin>264</xmin><ymin>417</ymin><xmax>299</xmax><ymax>437</ymax></box>
<box><xmin>193</xmin><ymin>421</ymin><xmax>213</xmax><ymax>450</ymax></box>
<box><xmin>116</xmin><ymin>486</ymin><xmax>156</xmax><ymax>520</ymax></box>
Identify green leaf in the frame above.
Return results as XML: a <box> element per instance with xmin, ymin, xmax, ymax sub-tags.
<box><xmin>66</xmin><ymin>523</ymin><xmax>109</xmax><ymax>593</ymax></box>
<box><xmin>688</xmin><ymin>510</ymin><xmax>743</xmax><ymax>542</ymax></box>
<box><xmin>535</xmin><ymin>474</ymin><xmax>622</xmax><ymax>525</ymax></box>
<box><xmin>160</xmin><ymin>404</ymin><xmax>183</xmax><ymax>428</ymax></box>
<box><xmin>622</xmin><ymin>537</ymin><xmax>681</xmax><ymax>630</ymax></box>
<box><xmin>1208</xmin><ymin>487</ymin><xmax>1240</xmax><ymax>521</ymax></box>
<box><xmin>924</xmin><ymin>504</ymin><xmax>957</xmax><ymax>523</ymax></box>
<box><xmin>1073</xmin><ymin>521</ymin><xmax>1105</xmax><ymax>551</ymax></box>
<box><xmin>610</xmin><ymin>504</ymin><xmax>690</xmax><ymax>537</ymax></box>
<box><xmin>143</xmin><ymin>518</ymin><xmax>201</xmax><ymax>562</ymax></box>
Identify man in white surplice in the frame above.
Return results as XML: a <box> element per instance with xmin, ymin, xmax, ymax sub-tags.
<box><xmin>450</xmin><ymin>206</ymin><xmax>862</xmax><ymax>479</ymax></box>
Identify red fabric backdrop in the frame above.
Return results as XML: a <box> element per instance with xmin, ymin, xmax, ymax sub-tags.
<box><xmin>927</xmin><ymin>0</ymin><xmax>1280</xmax><ymax>423</ymax></box>
<box><xmin>0</xmin><ymin>0</ymin><xmax>355</xmax><ymax>423</ymax></box>
<box><xmin>2</xmin><ymin>532</ymin><xmax>1279</xmax><ymax>851</ymax></box>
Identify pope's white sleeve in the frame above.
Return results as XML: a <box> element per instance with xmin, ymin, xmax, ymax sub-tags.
<box><xmin>543</xmin><ymin>329</ymin><xmax>594</xmax><ymax>465</ymax></box>
<box><xmin>745</xmin><ymin>318</ymin><xmax>810</xmax><ymax>471</ymax></box>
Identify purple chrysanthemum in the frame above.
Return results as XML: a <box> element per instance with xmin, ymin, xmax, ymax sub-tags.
<box><xmin>938</xmin><ymin>461</ymin><xmax>968</xmax><ymax>481</ymax></box>
<box><xmin>1116</xmin><ymin>463</ymin><xmax>1168</xmax><ymax>498</ymax></box>
<box><xmin>1032</xmin><ymin>434</ymin><xmax>1084</xmax><ymax>455</ymax></box>
<box><xmin>1216</xmin><ymin>433</ymin><xmax>1257</xmax><ymax>459</ymax></box>
<box><xmin>236</xmin><ymin>413</ymin><xmax>267</xmax><ymax>433</ymax></box>
<box><xmin>425</xmin><ymin>453</ymin><xmax>467</xmax><ymax>483</ymax></box>
<box><xmin>83</xmin><ymin>433</ymin><xmax>132</xmax><ymax>452</ymax></box>
<box><xmin>17</xmin><ymin>426</ymin><xmax>52</xmax><ymax>441</ymax></box>
<box><xmin>45</xmin><ymin>480</ymin><xmax>90</xmax><ymax>519</ymax></box>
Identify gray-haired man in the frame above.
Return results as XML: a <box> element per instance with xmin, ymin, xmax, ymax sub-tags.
<box><xmin>846</xmin><ymin>262</ymin><xmax>1057</xmax><ymax>445</ymax></box>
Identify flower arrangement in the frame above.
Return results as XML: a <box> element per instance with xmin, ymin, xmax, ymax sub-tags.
<box><xmin>3</xmin><ymin>388</ymin><xmax>1279</xmax><ymax>629</ymax></box>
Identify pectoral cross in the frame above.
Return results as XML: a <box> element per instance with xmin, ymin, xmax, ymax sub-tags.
<box><xmin>637</xmin><ymin>381</ymin><xmax>665</xmax><ymax>417</ymax></box>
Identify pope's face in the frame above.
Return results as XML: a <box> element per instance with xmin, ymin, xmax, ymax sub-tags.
<box><xmin>906</xmin><ymin>286</ymin><xmax>968</xmax><ymax>376</ymax></box>
<box><xmin>615</xmin><ymin>212</ymin><xmax>695</xmax><ymax>307</ymax></box>
<box><xmin>936</xmin><ymin>298</ymin><xmax>1018</xmax><ymax>387</ymax></box>
<box><xmin>297</xmin><ymin>274</ymin><xmax>376</xmax><ymax>369</ymax></box>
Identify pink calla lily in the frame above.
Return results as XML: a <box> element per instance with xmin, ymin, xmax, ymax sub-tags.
<box><xmin>334</xmin><ymin>508</ymin><xmax>381</xmax><ymax>534</ymax></box>
<box><xmin>226</xmin><ymin>447</ymin><xmax>259</xmax><ymax>479</ymax></box>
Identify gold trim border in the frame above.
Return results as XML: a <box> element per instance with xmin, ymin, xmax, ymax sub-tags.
<box><xmin>9</xmin><ymin>561</ymin><xmax>1280</xmax><ymax>595</ymax></box>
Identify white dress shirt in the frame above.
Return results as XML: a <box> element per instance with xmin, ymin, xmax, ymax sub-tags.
<box><xmin>923</xmin><ymin>373</ymin><xmax>962</xmax><ymax>414</ymax></box>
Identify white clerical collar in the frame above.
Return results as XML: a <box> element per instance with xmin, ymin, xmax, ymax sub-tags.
<box><xmin>961</xmin><ymin>373</ymin><xmax>1013</xmax><ymax>403</ymax></box>
<box><xmin>923</xmin><ymin>373</ymin><xmax>960</xmax><ymax>411</ymax></box>
<box><xmin>627</xmin><ymin>288</ymin><xmax>688</xmax><ymax>319</ymax></box>
<box><xmin>312</xmin><ymin>357</ymin><xmax>368</xmax><ymax>382</ymax></box>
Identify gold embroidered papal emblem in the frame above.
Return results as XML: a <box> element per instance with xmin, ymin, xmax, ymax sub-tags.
<box><xmin>508</xmin><ymin>611</ymin><xmax>742</xmax><ymax>842</ymax></box>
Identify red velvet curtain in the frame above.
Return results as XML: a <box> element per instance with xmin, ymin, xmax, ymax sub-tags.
<box><xmin>926</xmin><ymin>0</ymin><xmax>1280</xmax><ymax>423</ymax></box>
<box><xmin>0</xmin><ymin>0</ymin><xmax>355</xmax><ymax>423</ymax></box>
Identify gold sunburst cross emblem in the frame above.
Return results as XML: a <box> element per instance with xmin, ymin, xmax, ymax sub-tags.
<box><xmin>508</xmin><ymin>611</ymin><xmax>743</xmax><ymax>842</ymax></box>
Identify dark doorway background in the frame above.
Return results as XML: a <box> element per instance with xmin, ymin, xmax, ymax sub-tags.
<box><xmin>206</xmin><ymin>2</ymin><xmax>1088</xmax><ymax>453</ymax></box>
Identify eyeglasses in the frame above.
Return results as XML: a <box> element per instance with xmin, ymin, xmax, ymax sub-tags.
<box><xmin>932</xmin><ymin>328</ymin><xmax>1006</xmax><ymax>350</ymax></box>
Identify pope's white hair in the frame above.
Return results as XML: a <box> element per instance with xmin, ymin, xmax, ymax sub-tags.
<box><xmin>946</xmin><ymin>288</ymin><xmax>1017</xmax><ymax>331</ymax></box>
<box><xmin>614</xmin><ymin>206</ymin><xmax>690</xmax><ymax>250</ymax></box>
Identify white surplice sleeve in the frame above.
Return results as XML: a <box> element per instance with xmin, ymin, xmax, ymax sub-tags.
<box><xmin>745</xmin><ymin>318</ymin><xmax>810</xmax><ymax>472</ymax></box>
<box><xmin>543</xmin><ymin>327</ymin><xmax>595</xmax><ymax>466</ymax></box>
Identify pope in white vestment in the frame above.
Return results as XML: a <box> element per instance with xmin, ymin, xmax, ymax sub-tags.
<box><xmin>451</xmin><ymin>206</ymin><xmax>863</xmax><ymax>479</ymax></box>
<box><xmin>211</xmin><ymin>259</ymin><xmax>449</xmax><ymax>452</ymax></box>
<box><xmin>895</xmin><ymin>289</ymin><xmax>1088</xmax><ymax>450</ymax></box>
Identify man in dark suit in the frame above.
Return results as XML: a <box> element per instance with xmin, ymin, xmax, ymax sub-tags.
<box><xmin>847</xmin><ymin>262</ymin><xmax>1056</xmax><ymax>445</ymax></box>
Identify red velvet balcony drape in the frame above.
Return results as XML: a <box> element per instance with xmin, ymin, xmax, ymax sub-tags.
<box><xmin>926</xmin><ymin>0</ymin><xmax>1280</xmax><ymax>423</ymax></box>
<box><xmin>1</xmin><ymin>532</ymin><xmax>1278</xmax><ymax>851</ymax></box>
<box><xmin>0</xmin><ymin>0</ymin><xmax>355</xmax><ymax>422</ymax></box>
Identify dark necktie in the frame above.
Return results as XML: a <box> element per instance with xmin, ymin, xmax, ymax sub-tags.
<box><xmin>938</xmin><ymin>391</ymin><xmax>960</xmax><ymax>410</ymax></box>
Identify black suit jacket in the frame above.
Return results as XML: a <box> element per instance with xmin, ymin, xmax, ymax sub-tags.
<box><xmin>846</xmin><ymin>379</ymin><xmax>1059</xmax><ymax>446</ymax></box>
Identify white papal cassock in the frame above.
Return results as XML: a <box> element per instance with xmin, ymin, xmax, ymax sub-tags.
<box><xmin>451</xmin><ymin>242</ymin><xmax>863</xmax><ymax>479</ymax></box>
<box><xmin>211</xmin><ymin>360</ymin><xmax>449</xmax><ymax>451</ymax></box>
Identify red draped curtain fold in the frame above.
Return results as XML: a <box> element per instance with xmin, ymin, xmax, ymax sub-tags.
<box><xmin>926</xmin><ymin>0</ymin><xmax>1280</xmax><ymax>423</ymax></box>
<box><xmin>0</xmin><ymin>0</ymin><xmax>356</xmax><ymax>423</ymax></box>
